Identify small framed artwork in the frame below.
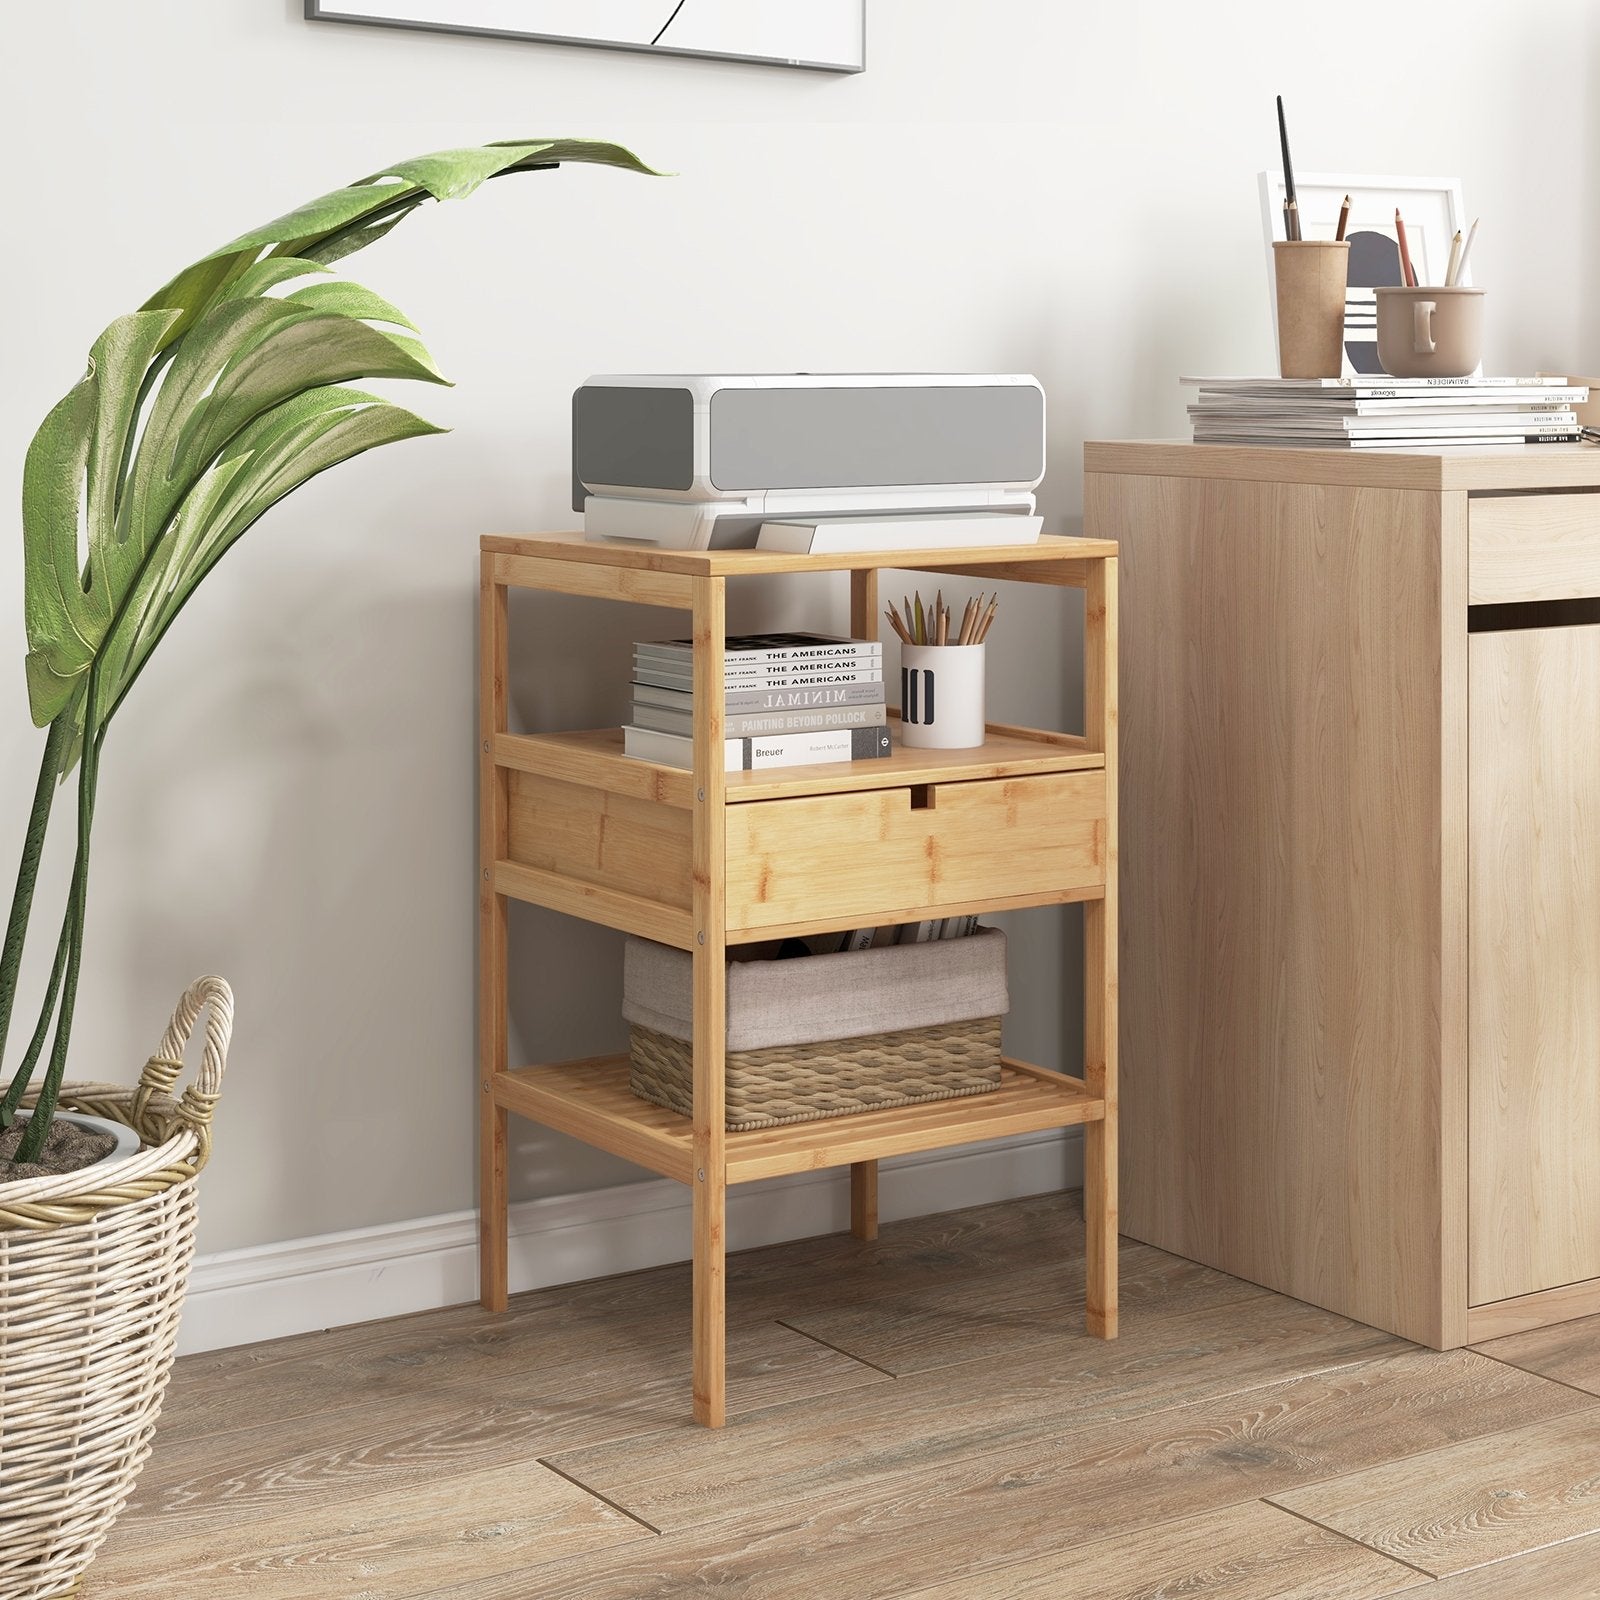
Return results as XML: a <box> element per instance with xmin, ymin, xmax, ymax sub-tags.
<box><xmin>305</xmin><ymin>1</ymin><xmax>866</xmax><ymax>73</ymax></box>
<box><xmin>1258</xmin><ymin>172</ymin><xmax>1471</xmax><ymax>375</ymax></box>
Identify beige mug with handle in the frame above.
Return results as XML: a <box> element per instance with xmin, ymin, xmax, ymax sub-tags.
<box><xmin>1375</xmin><ymin>286</ymin><xmax>1485</xmax><ymax>379</ymax></box>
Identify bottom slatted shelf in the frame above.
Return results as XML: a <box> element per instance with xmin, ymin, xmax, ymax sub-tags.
<box><xmin>494</xmin><ymin>1056</ymin><xmax>1104</xmax><ymax>1185</ymax></box>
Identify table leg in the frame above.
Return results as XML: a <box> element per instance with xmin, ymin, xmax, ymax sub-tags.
<box><xmin>1085</xmin><ymin>556</ymin><xmax>1119</xmax><ymax>1339</ymax></box>
<box><xmin>693</xmin><ymin>1167</ymin><xmax>727</xmax><ymax>1427</ymax></box>
<box><xmin>691</xmin><ymin>574</ymin><xmax>729</xmax><ymax>1425</ymax></box>
<box><xmin>478</xmin><ymin>1096</ymin><xmax>509</xmax><ymax>1313</ymax></box>
<box><xmin>850</xmin><ymin>1159</ymin><xmax>879</xmax><ymax>1240</ymax></box>
<box><xmin>478</xmin><ymin>555</ymin><xmax>510</xmax><ymax>1314</ymax></box>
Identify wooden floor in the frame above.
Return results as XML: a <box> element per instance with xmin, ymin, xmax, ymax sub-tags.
<box><xmin>95</xmin><ymin>1191</ymin><xmax>1600</xmax><ymax>1599</ymax></box>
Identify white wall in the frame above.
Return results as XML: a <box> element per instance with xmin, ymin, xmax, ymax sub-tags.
<box><xmin>2</xmin><ymin>1</ymin><xmax>1596</xmax><ymax>1264</ymax></box>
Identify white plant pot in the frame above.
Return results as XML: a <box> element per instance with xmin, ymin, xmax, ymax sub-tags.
<box><xmin>6</xmin><ymin>1109</ymin><xmax>143</xmax><ymax>1176</ymax></box>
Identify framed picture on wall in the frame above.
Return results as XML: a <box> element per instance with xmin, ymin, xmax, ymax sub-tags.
<box><xmin>1258</xmin><ymin>172</ymin><xmax>1471</xmax><ymax>375</ymax></box>
<box><xmin>305</xmin><ymin>0</ymin><xmax>866</xmax><ymax>73</ymax></box>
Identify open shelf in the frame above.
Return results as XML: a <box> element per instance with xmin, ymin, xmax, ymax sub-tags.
<box><xmin>494</xmin><ymin>1056</ymin><xmax>1105</xmax><ymax>1185</ymax></box>
<box><xmin>496</xmin><ymin>723</ymin><xmax>1103</xmax><ymax>805</ymax></box>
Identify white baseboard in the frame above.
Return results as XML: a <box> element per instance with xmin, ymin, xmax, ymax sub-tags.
<box><xmin>178</xmin><ymin>1127</ymin><xmax>1082</xmax><ymax>1356</ymax></box>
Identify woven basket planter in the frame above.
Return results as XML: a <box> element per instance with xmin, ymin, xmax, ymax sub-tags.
<box><xmin>0</xmin><ymin>976</ymin><xmax>233</xmax><ymax>1600</ymax></box>
<box><xmin>624</xmin><ymin>929</ymin><xmax>1008</xmax><ymax>1130</ymax></box>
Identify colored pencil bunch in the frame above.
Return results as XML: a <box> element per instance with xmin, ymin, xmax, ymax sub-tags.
<box><xmin>884</xmin><ymin>589</ymin><xmax>999</xmax><ymax>647</ymax></box>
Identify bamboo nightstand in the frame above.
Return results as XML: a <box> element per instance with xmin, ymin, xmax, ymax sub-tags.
<box><xmin>478</xmin><ymin>532</ymin><xmax>1119</xmax><ymax>1426</ymax></box>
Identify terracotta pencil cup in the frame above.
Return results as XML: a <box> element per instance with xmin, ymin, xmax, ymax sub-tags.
<box><xmin>1273</xmin><ymin>239</ymin><xmax>1349</xmax><ymax>379</ymax></box>
<box><xmin>1375</xmin><ymin>286</ymin><xmax>1485</xmax><ymax>379</ymax></box>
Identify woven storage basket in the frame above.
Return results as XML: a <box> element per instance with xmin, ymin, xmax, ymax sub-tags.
<box><xmin>0</xmin><ymin>976</ymin><xmax>233</xmax><ymax>1600</ymax></box>
<box><xmin>624</xmin><ymin>929</ymin><xmax>1007</xmax><ymax>1130</ymax></box>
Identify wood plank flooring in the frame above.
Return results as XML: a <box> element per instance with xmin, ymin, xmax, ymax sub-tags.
<box><xmin>92</xmin><ymin>1191</ymin><xmax>1600</xmax><ymax>1599</ymax></box>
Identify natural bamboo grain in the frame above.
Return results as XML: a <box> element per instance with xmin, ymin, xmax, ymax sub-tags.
<box><xmin>690</xmin><ymin>574</ymin><xmax>729</xmax><ymax>1427</ymax></box>
<box><xmin>478</xmin><ymin>554</ymin><xmax>510</xmax><ymax>1315</ymax></box>
<box><xmin>1084</xmin><ymin>553</ymin><xmax>1118</xmax><ymax>1339</ymax></box>
<box><xmin>482</xmin><ymin>530</ymin><xmax>1118</xmax><ymax>578</ymax></box>
<box><xmin>723</xmin><ymin>771</ymin><xmax>1106</xmax><ymax>932</ymax></box>
<box><xmin>477</xmin><ymin>531</ymin><xmax>1119</xmax><ymax>1427</ymax></box>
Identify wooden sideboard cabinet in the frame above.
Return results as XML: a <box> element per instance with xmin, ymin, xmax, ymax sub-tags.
<box><xmin>1086</xmin><ymin>440</ymin><xmax>1600</xmax><ymax>1348</ymax></box>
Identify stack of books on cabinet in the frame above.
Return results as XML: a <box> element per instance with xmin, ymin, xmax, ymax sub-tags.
<box><xmin>624</xmin><ymin>632</ymin><xmax>893</xmax><ymax>770</ymax></box>
<box><xmin>1183</xmin><ymin>375</ymin><xmax>1589</xmax><ymax>449</ymax></box>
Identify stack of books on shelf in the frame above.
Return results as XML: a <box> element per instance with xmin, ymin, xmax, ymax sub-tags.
<box><xmin>624</xmin><ymin>632</ymin><xmax>892</xmax><ymax>771</ymax></box>
<box><xmin>1183</xmin><ymin>375</ymin><xmax>1589</xmax><ymax>450</ymax></box>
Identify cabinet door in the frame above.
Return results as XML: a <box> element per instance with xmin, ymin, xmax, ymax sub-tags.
<box><xmin>1470</xmin><ymin>622</ymin><xmax>1600</xmax><ymax>1304</ymax></box>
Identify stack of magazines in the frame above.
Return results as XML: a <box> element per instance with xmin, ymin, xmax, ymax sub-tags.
<box><xmin>1184</xmin><ymin>375</ymin><xmax>1589</xmax><ymax>449</ymax></box>
<box><xmin>624</xmin><ymin>633</ymin><xmax>892</xmax><ymax>771</ymax></box>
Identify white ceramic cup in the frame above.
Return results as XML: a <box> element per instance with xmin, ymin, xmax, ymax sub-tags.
<box><xmin>899</xmin><ymin>642</ymin><xmax>986</xmax><ymax>749</ymax></box>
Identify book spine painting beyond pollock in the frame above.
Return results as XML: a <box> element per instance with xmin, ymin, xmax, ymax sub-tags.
<box><xmin>631</xmin><ymin>700</ymin><xmax>888</xmax><ymax>738</ymax></box>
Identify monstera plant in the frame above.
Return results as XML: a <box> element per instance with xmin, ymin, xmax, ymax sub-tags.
<box><xmin>1</xmin><ymin>138</ymin><xmax>655</xmax><ymax>1165</ymax></box>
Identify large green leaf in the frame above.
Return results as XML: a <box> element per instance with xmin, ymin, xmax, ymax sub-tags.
<box><xmin>21</xmin><ymin>136</ymin><xmax>660</xmax><ymax>745</ymax></box>
<box><xmin>26</xmin><ymin>296</ymin><xmax>446</xmax><ymax>728</ymax></box>
<box><xmin>91</xmin><ymin>389</ymin><xmax>446</xmax><ymax>735</ymax></box>
<box><xmin>141</xmin><ymin>139</ymin><xmax>659</xmax><ymax>344</ymax></box>
<box><xmin>22</xmin><ymin>310</ymin><xmax>182</xmax><ymax>720</ymax></box>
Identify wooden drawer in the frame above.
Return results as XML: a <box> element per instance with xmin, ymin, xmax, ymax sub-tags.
<box><xmin>507</xmin><ymin>771</ymin><xmax>692</xmax><ymax>908</ymax></box>
<box><xmin>724</xmin><ymin>770</ymin><xmax>1107</xmax><ymax>936</ymax></box>
<box><xmin>1469</xmin><ymin>493</ymin><xmax>1600</xmax><ymax>604</ymax></box>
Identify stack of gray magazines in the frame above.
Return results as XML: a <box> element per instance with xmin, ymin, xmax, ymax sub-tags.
<box><xmin>624</xmin><ymin>632</ymin><xmax>893</xmax><ymax>771</ymax></box>
<box><xmin>1184</xmin><ymin>375</ymin><xmax>1588</xmax><ymax>449</ymax></box>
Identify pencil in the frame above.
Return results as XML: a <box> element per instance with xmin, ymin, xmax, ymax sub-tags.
<box><xmin>937</xmin><ymin>605</ymin><xmax>948</xmax><ymax>646</ymax></box>
<box><xmin>1394</xmin><ymin>209</ymin><xmax>1417</xmax><ymax>287</ymax></box>
<box><xmin>1276</xmin><ymin>94</ymin><xmax>1298</xmax><ymax>236</ymax></box>
<box><xmin>974</xmin><ymin>594</ymin><xmax>999</xmax><ymax>644</ymax></box>
<box><xmin>913</xmin><ymin>592</ymin><xmax>926</xmax><ymax>646</ymax></box>
<box><xmin>884</xmin><ymin>604</ymin><xmax>911</xmax><ymax>645</ymax></box>
<box><xmin>1335</xmin><ymin>194</ymin><xmax>1351</xmax><ymax>242</ymax></box>
<box><xmin>1444</xmin><ymin>229</ymin><xmax>1463</xmax><ymax>288</ymax></box>
<box><xmin>1453</xmin><ymin>217</ymin><xmax>1480</xmax><ymax>286</ymax></box>
<box><xmin>958</xmin><ymin>596</ymin><xmax>977</xmax><ymax>645</ymax></box>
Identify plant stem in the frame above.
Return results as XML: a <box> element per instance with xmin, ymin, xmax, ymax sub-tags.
<box><xmin>12</xmin><ymin>699</ymin><xmax>102</xmax><ymax>1164</ymax></box>
<box><xmin>0</xmin><ymin>895</ymin><xmax>73</xmax><ymax>1123</ymax></box>
<box><xmin>0</xmin><ymin>716</ymin><xmax>69</xmax><ymax>1109</ymax></box>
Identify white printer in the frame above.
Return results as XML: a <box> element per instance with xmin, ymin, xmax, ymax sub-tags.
<box><xmin>572</xmin><ymin>373</ymin><xmax>1046</xmax><ymax>549</ymax></box>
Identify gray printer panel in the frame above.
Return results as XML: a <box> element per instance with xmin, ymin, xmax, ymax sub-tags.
<box><xmin>572</xmin><ymin>384</ymin><xmax>695</xmax><ymax>511</ymax></box>
<box><xmin>707</xmin><ymin>384</ymin><xmax>1043</xmax><ymax>492</ymax></box>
